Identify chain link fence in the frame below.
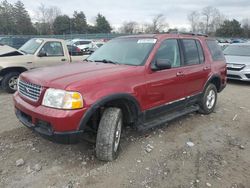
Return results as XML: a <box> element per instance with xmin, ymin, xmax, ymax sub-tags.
<box><xmin>0</xmin><ymin>33</ymin><xmax>127</xmax><ymax>49</ymax></box>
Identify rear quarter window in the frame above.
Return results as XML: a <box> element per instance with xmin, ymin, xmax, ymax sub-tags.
<box><xmin>206</xmin><ymin>40</ymin><xmax>225</xmax><ymax>61</ymax></box>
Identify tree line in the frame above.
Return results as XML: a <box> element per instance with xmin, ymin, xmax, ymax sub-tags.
<box><xmin>0</xmin><ymin>0</ymin><xmax>112</xmax><ymax>35</ymax></box>
<box><xmin>1</xmin><ymin>1</ymin><xmax>250</xmax><ymax>38</ymax></box>
<box><xmin>187</xmin><ymin>6</ymin><xmax>250</xmax><ymax>38</ymax></box>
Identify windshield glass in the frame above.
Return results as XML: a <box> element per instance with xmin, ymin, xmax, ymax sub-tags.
<box><xmin>223</xmin><ymin>45</ymin><xmax>250</xmax><ymax>56</ymax></box>
<box><xmin>87</xmin><ymin>38</ymin><xmax>156</xmax><ymax>66</ymax></box>
<box><xmin>19</xmin><ymin>39</ymin><xmax>43</xmax><ymax>54</ymax></box>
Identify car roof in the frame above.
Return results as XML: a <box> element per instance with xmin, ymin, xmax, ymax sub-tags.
<box><xmin>230</xmin><ymin>42</ymin><xmax>250</xmax><ymax>46</ymax></box>
<box><xmin>71</xmin><ymin>39</ymin><xmax>93</xmax><ymax>42</ymax></box>
<box><xmin>32</xmin><ymin>38</ymin><xmax>64</xmax><ymax>42</ymax></box>
<box><xmin>117</xmin><ymin>33</ymin><xmax>210</xmax><ymax>40</ymax></box>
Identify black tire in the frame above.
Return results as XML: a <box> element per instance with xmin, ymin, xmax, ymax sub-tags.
<box><xmin>96</xmin><ymin>107</ymin><xmax>123</xmax><ymax>161</ymax></box>
<box><xmin>199</xmin><ymin>83</ymin><xmax>217</xmax><ymax>114</ymax></box>
<box><xmin>1</xmin><ymin>72</ymin><xmax>20</xmax><ymax>93</ymax></box>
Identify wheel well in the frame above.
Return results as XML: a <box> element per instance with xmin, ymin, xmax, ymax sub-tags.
<box><xmin>84</xmin><ymin>98</ymin><xmax>139</xmax><ymax>132</ymax></box>
<box><xmin>208</xmin><ymin>76</ymin><xmax>221</xmax><ymax>92</ymax></box>
<box><xmin>0</xmin><ymin>67</ymin><xmax>27</xmax><ymax>77</ymax></box>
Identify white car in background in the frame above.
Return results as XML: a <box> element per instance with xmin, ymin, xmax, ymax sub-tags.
<box><xmin>69</xmin><ymin>39</ymin><xmax>94</xmax><ymax>51</ymax></box>
<box><xmin>223</xmin><ymin>43</ymin><xmax>250</xmax><ymax>81</ymax></box>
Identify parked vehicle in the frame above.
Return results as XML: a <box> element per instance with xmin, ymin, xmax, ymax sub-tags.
<box><xmin>67</xmin><ymin>45</ymin><xmax>84</xmax><ymax>56</ymax></box>
<box><xmin>14</xmin><ymin>33</ymin><xmax>227</xmax><ymax>161</ymax></box>
<box><xmin>0</xmin><ymin>37</ymin><xmax>30</xmax><ymax>49</ymax></box>
<box><xmin>69</xmin><ymin>39</ymin><xmax>93</xmax><ymax>52</ymax></box>
<box><xmin>0</xmin><ymin>38</ymin><xmax>88</xmax><ymax>93</ymax></box>
<box><xmin>223</xmin><ymin>43</ymin><xmax>250</xmax><ymax>81</ymax></box>
<box><xmin>87</xmin><ymin>41</ymin><xmax>105</xmax><ymax>54</ymax></box>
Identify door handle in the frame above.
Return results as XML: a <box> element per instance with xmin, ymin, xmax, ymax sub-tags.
<box><xmin>26</xmin><ymin>62</ymin><xmax>32</xmax><ymax>64</ymax></box>
<box><xmin>176</xmin><ymin>72</ymin><xmax>184</xmax><ymax>77</ymax></box>
<box><xmin>61</xmin><ymin>58</ymin><xmax>66</xmax><ymax>62</ymax></box>
<box><xmin>203</xmin><ymin>66</ymin><xmax>210</xmax><ymax>71</ymax></box>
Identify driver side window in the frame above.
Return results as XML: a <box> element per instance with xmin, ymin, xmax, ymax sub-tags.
<box><xmin>155</xmin><ymin>39</ymin><xmax>181</xmax><ymax>68</ymax></box>
<box><xmin>40</xmin><ymin>42</ymin><xmax>64</xmax><ymax>57</ymax></box>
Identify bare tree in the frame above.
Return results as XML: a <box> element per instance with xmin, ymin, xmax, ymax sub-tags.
<box><xmin>201</xmin><ymin>6</ymin><xmax>224</xmax><ymax>34</ymax></box>
<box><xmin>36</xmin><ymin>4</ymin><xmax>61</xmax><ymax>34</ymax></box>
<box><xmin>120</xmin><ymin>21</ymin><xmax>138</xmax><ymax>34</ymax></box>
<box><xmin>145</xmin><ymin>14</ymin><xmax>168</xmax><ymax>33</ymax></box>
<box><xmin>187</xmin><ymin>11</ymin><xmax>200</xmax><ymax>32</ymax></box>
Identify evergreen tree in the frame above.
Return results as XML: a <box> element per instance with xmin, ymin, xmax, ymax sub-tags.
<box><xmin>53</xmin><ymin>15</ymin><xmax>71</xmax><ymax>34</ymax></box>
<box><xmin>72</xmin><ymin>11</ymin><xmax>87</xmax><ymax>33</ymax></box>
<box><xmin>95</xmin><ymin>13</ymin><xmax>112</xmax><ymax>33</ymax></box>
<box><xmin>13</xmin><ymin>1</ymin><xmax>36</xmax><ymax>34</ymax></box>
<box><xmin>216</xmin><ymin>19</ymin><xmax>244</xmax><ymax>37</ymax></box>
<box><xmin>0</xmin><ymin>0</ymin><xmax>15</xmax><ymax>34</ymax></box>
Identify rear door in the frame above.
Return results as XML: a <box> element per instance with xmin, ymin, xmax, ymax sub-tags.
<box><xmin>35</xmin><ymin>41</ymin><xmax>69</xmax><ymax>67</ymax></box>
<box><xmin>179</xmin><ymin>39</ymin><xmax>210</xmax><ymax>97</ymax></box>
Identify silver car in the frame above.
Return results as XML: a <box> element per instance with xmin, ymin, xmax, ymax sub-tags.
<box><xmin>224</xmin><ymin>43</ymin><xmax>250</xmax><ymax>81</ymax></box>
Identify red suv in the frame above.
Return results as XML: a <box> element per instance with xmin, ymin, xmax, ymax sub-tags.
<box><xmin>13</xmin><ymin>33</ymin><xmax>227</xmax><ymax>161</ymax></box>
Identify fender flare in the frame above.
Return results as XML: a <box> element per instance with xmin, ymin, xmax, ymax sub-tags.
<box><xmin>203</xmin><ymin>74</ymin><xmax>222</xmax><ymax>93</ymax></box>
<box><xmin>78</xmin><ymin>93</ymin><xmax>141</xmax><ymax>131</ymax></box>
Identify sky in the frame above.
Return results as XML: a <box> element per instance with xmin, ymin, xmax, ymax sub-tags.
<box><xmin>7</xmin><ymin>0</ymin><xmax>250</xmax><ymax>30</ymax></box>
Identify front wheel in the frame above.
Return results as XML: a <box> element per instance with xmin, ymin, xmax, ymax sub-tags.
<box><xmin>1</xmin><ymin>72</ymin><xmax>20</xmax><ymax>93</ymax></box>
<box><xmin>199</xmin><ymin>84</ymin><xmax>217</xmax><ymax>114</ymax></box>
<box><xmin>96</xmin><ymin>107</ymin><xmax>123</xmax><ymax>161</ymax></box>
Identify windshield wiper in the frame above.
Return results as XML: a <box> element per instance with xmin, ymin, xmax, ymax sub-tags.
<box><xmin>19</xmin><ymin>50</ymin><xmax>27</xmax><ymax>54</ymax></box>
<box><xmin>93</xmin><ymin>59</ymin><xmax>118</xmax><ymax>65</ymax></box>
<box><xmin>85</xmin><ymin>59</ymin><xmax>94</xmax><ymax>62</ymax></box>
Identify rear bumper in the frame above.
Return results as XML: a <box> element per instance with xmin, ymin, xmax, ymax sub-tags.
<box><xmin>13</xmin><ymin>92</ymin><xmax>87</xmax><ymax>143</ymax></box>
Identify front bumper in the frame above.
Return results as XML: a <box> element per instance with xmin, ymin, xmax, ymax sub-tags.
<box><xmin>227</xmin><ymin>67</ymin><xmax>250</xmax><ymax>81</ymax></box>
<box><xmin>13</xmin><ymin>92</ymin><xmax>87</xmax><ymax>143</ymax></box>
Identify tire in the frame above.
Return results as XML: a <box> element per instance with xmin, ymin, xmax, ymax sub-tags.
<box><xmin>1</xmin><ymin>72</ymin><xmax>20</xmax><ymax>93</ymax></box>
<box><xmin>96</xmin><ymin>107</ymin><xmax>123</xmax><ymax>161</ymax></box>
<box><xmin>199</xmin><ymin>83</ymin><xmax>217</xmax><ymax>114</ymax></box>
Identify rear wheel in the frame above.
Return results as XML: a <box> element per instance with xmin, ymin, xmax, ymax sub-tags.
<box><xmin>1</xmin><ymin>72</ymin><xmax>20</xmax><ymax>93</ymax></box>
<box><xmin>199</xmin><ymin>84</ymin><xmax>217</xmax><ymax>114</ymax></box>
<box><xmin>96</xmin><ymin>107</ymin><xmax>122</xmax><ymax>161</ymax></box>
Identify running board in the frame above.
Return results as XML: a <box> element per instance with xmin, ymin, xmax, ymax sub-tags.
<box><xmin>137</xmin><ymin>105</ymin><xmax>199</xmax><ymax>131</ymax></box>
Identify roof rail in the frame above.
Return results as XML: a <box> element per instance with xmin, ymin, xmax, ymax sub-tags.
<box><xmin>168</xmin><ymin>31</ymin><xmax>208</xmax><ymax>37</ymax></box>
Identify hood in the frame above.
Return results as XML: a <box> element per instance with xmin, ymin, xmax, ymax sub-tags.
<box><xmin>0</xmin><ymin>53</ymin><xmax>34</xmax><ymax>67</ymax></box>
<box><xmin>20</xmin><ymin>62</ymin><xmax>139</xmax><ymax>90</ymax></box>
<box><xmin>0</xmin><ymin>45</ymin><xmax>24</xmax><ymax>57</ymax></box>
<box><xmin>225</xmin><ymin>55</ymin><xmax>250</xmax><ymax>65</ymax></box>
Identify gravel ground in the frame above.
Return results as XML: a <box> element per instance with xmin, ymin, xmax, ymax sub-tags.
<box><xmin>0</xmin><ymin>81</ymin><xmax>250</xmax><ymax>188</ymax></box>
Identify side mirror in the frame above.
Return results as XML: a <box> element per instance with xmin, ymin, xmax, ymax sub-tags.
<box><xmin>152</xmin><ymin>59</ymin><xmax>172</xmax><ymax>71</ymax></box>
<box><xmin>38</xmin><ymin>51</ymin><xmax>47</xmax><ymax>57</ymax></box>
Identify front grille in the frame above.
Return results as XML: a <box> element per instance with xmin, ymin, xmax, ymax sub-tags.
<box><xmin>226</xmin><ymin>63</ymin><xmax>245</xmax><ymax>71</ymax></box>
<box><xmin>227</xmin><ymin>74</ymin><xmax>242</xmax><ymax>79</ymax></box>
<box><xmin>18</xmin><ymin>80</ymin><xmax>42</xmax><ymax>101</ymax></box>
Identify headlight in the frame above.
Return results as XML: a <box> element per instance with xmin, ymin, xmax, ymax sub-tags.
<box><xmin>42</xmin><ymin>88</ymin><xmax>83</xmax><ymax>110</ymax></box>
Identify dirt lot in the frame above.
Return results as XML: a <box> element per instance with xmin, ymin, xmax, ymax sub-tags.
<box><xmin>0</xmin><ymin>81</ymin><xmax>250</xmax><ymax>188</ymax></box>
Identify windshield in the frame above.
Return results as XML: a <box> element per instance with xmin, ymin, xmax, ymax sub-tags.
<box><xmin>19</xmin><ymin>39</ymin><xmax>43</xmax><ymax>54</ymax></box>
<box><xmin>223</xmin><ymin>45</ymin><xmax>250</xmax><ymax>56</ymax></box>
<box><xmin>87</xmin><ymin>38</ymin><xmax>156</xmax><ymax>66</ymax></box>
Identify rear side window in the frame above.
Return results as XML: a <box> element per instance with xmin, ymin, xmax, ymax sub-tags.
<box><xmin>182</xmin><ymin>39</ymin><xmax>200</xmax><ymax>65</ymax></box>
<box><xmin>206</xmin><ymin>40</ymin><xmax>224</xmax><ymax>61</ymax></box>
<box><xmin>196</xmin><ymin>41</ymin><xmax>205</xmax><ymax>63</ymax></box>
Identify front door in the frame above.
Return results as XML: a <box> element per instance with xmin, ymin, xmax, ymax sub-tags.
<box><xmin>35</xmin><ymin>41</ymin><xmax>69</xmax><ymax>68</ymax></box>
<box><xmin>145</xmin><ymin>39</ymin><xmax>187</xmax><ymax>111</ymax></box>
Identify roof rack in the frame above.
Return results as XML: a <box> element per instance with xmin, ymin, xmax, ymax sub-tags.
<box><xmin>168</xmin><ymin>31</ymin><xmax>208</xmax><ymax>37</ymax></box>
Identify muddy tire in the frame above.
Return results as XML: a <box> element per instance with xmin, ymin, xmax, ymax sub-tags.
<box><xmin>199</xmin><ymin>83</ymin><xmax>217</xmax><ymax>114</ymax></box>
<box><xmin>96</xmin><ymin>107</ymin><xmax>122</xmax><ymax>161</ymax></box>
<box><xmin>1</xmin><ymin>72</ymin><xmax>20</xmax><ymax>93</ymax></box>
